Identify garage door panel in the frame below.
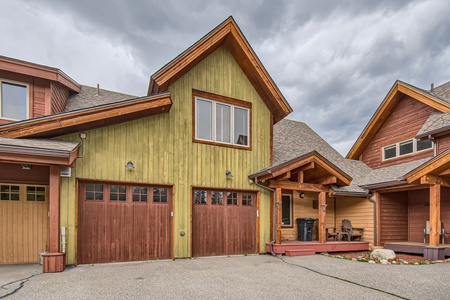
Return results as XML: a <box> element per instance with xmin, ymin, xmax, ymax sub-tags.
<box><xmin>78</xmin><ymin>183</ymin><xmax>171</xmax><ymax>264</ymax></box>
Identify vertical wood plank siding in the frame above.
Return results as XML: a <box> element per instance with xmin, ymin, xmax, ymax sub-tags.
<box><xmin>59</xmin><ymin>46</ymin><xmax>271</xmax><ymax>263</ymax></box>
<box><xmin>32</xmin><ymin>78</ymin><xmax>48</xmax><ymax>118</ymax></box>
<box><xmin>51</xmin><ymin>82</ymin><xmax>69</xmax><ymax>114</ymax></box>
<box><xmin>361</xmin><ymin>96</ymin><xmax>434</xmax><ymax>169</ymax></box>
<box><xmin>379</xmin><ymin>192</ymin><xmax>408</xmax><ymax>244</ymax></box>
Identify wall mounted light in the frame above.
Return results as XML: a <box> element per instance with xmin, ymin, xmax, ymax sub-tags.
<box><xmin>299</xmin><ymin>192</ymin><xmax>305</xmax><ymax>198</ymax></box>
<box><xmin>21</xmin><ymin>164</ymin><xmax>32</xmax><ymax>170</ymax></box>
<box><xmin>125</xmin><ymin>161</ymin><xmax>135</xmax><ymax>169</ymax></box>
<box><xmin>226</xmin><ymin>170</ymin><xmax>233</xmax><ymax>178</ymax></box>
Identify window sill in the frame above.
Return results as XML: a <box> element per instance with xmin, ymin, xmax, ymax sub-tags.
<box><xmin>193</xmin><ymin>138</ymin><xmax>252</xmax><ymax>151</ymax></box>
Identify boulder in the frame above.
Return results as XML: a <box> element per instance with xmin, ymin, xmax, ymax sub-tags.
<box><xmin>370</xmin><ymin>249</ymin><xmax>396</xmax><ymax>261</ymax></box>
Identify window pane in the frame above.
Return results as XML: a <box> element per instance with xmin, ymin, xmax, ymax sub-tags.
<box><xmin>227</xmin><ymin>192</ymin><xmax>238</xmax><ymax>205</ymax></box>
<box><xmin>417</xmin><ymin>139</ymin><xmax>432</xmax><ymax>151</ymax></box>
<box><xmin>399</xmin><ymin>140</ymin><xmax>413</xmax><ymax>156</ymax></box>
<box><xmin>216</xmin><ymin>104</ymin><xmax>231</xmax><ymax>143</ymax></box>
<box><xmin>281</xmin><ymin>195</ymin><xmax>291</xmax><ymax>226</ymax></box>
<box><xmin>194</xmin><ymin>190</ymin><xmax>207</xmax><ymax>204</ymax></box>
<box><xmin>197</xmin><ymin>99</ymin><xmax>212</xmax><ymax>140</ymax></box>
<box><xmin>211</xmin><ymin>191</ymin><xmax>223</xmax><ymax>205</ymax></box>
<box><xmin>1</xmin><ymin>82</ymin><xmax>27</xmax><ymax>119</ymax></box>
<box><xmin>384</xmin><ymin>145</ymin><xmax>396</xmax><ymax>159</ymax></box>
<box><xmin>234</xmin><ymin>107</ymin><xmax>248</xmax><ymax>146</ymax></box>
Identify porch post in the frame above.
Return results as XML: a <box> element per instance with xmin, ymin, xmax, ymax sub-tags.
<box><xmin>429</xmin><ymin>184</ymin><xmax>441</xmax><ymax>247</ymax></box>
<box><xmin>318</xmin><ymin>191</ymin><xmax>326</xmax><ymax>243</ymax></box>
<box><xmin>275</xmin><ymin>188</ymin><xmax>282</xmax><ymax>244</ymax></box>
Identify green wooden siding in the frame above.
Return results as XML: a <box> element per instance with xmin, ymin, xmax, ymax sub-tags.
<box><xmin>59</xmin><ymin>46</ymin><xmax>272</xmax><ymax>264</ymax></box>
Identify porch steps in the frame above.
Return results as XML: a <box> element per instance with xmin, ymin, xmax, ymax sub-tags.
<box><xmin>285</xmin><ymin>249</ymin><xmax>316</xmax><ymax>256</ymax></box>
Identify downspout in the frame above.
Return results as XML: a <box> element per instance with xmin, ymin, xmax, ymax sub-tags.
<box><xmin>368</xmin><ymin>193</ymin><xmax>377</xmax><ymax>246</ymax></box>
<box><xmin>254</xmin><ymin>176</ymin><xmax>277</xmax><ymax>256</ymax></box>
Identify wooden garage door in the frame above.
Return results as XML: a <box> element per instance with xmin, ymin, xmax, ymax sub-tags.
<box><xmin>78</xmin><ymin>182</ymin><xmax>172</xmax><ymax>264</ymax></box>
<box><xmin>192</xmin><ymin>189</ymin><xmax>257</xmax><ymax>257</ymax></box>
<box><xmin>0</xmin><ymin>184</ymin><xmax>48</xmax><ymax>263</ymax></box>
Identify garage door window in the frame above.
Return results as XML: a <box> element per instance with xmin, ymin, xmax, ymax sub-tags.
<box><xmin>153</xmin><ymin>188</ymin><xmax>168</xmax><ymax>203</ymax></box>
<box><xmin>242</xmin><ymin>193</ymin><xmax>253</xmax><ymax>206</ymax></box>
<box><xmin>86</xmin><ymin>184</ymin><xmax>104</xmax><ymax>201</ymax></box>
<box><xmin>194</xmin><ymin>190</ymin><xmax>254</xmax><ymax>207</ymax></box>
<box><xmin>110</xmin><ymin>185</ymin><xmax>127</xmax><ymax>201</ymax></box>
<box><xmin>26</xmin><ymin>186</ymin><xmax>46</xmax><ymax>201</ymax></box>
<box><xmin>227</xmin><ymin>192</ymin><xmax>238</xmax><ymax>205</ymax></box>
<box><xmin>211</xmin><ymin>191</ymin><xmax>223</xmax><ymax>205</ymax></box>
<box><xmin>0</xmin><ymin>185</ymin><xmax>20</xmax><ymax>201</ymax></box>
<box><xmin>132</xmin><ymin>187</ymin><xmax>148</xmax><ymax>202</ymax></box>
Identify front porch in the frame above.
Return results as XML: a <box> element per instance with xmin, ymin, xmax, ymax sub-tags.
<box><xmin>267</xmin><ymin>240</ymin><xmax>369</xmax><ymax>256</ymax></box>
<box><xmin>385</xmin><ymin>242</ymin><xmax>450</xmax><ymax>260</ymax></box>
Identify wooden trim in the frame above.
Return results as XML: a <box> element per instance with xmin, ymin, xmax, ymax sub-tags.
<box><xmin>281</xmin><ymin>193</ymin><xmax>294</xmax><ymax>228</ymax></box>
<box><xmin>77</xmin><ymin>177</ymin><xmax>174</xmax><ymax>188</ymax></box>
<box><xmin>270</xmin><ymin>114</ymin><xmax>274</xmax><ymax>165</ymax></box>
<box><xmin>406</xmin><ymin>150</ymin><xmax>450</xmax><ymax>183</ymax></box>
<box><xmin>171</xmin><ymin>185</ymin><xmax>175</xmax><ymax>260</ymax></box>
<box><xmin>0</xmin><ymin>150</ymin><xmax>78</xmax><ymax>167</ymax></box>
<box><xmin>347</xmin><ymin>81</ymin><xmax>450</xmax><ymax>160</ymax></box>
<box><xmin>75</xmin><ymin>179</ymin><xmax>79</xmax><ymax>266</ymax></box>
<box><xmin>0</xmin><ymin>94</ymin><xmax>172</xmax><ymax>138</ymax></box>
<box><xmin>318</xmin><ymin>192</ymin><xmax>326</xmax><ymax>244</ymax></box>
<box><xmin>149</xmin><ymin>18</ymin><xmax>291</xmax><ymax>123</ymax></box>
<box><xmin>48</xmin><ymin>165</ymin><xmax>60</xmax><ymax>253</ymax></box>
<box><xmin>269</xmin><ymin>189</ymin><xmax>274</xmax><ymax>241</ymax></box>
<box><xmin>269</xmin><ymin>180</ymin><xmax>328</xmax><ymax>192</ymax></box>
<box><xmin>420</xmin><ymin>175</ymin><xmax>450</xmax><ymax>187</ymax></box>
<box><xmin>256</xmin><ymin>190</ymin><xmax>260</xmax><ymax>254</ymax></box>
<box><xmin>275</xmin><ymin>188</ymin><xmax>282</xmax><ymax>244</ymax></box>
<box><xmin>192</xmin><ymin>89</ymin><xmax>252</xmax><ymax>151</ymax></box>
<box><xmin>429</xmin><ymin>184</ymin><xmax>441</xmax><ymax>246</ymax></box>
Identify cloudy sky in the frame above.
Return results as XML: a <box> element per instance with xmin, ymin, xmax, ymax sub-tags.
<box><xmin>2</xmin><ymin>0</ymin><xmax>450</xmax><ymax>155</ymax></box>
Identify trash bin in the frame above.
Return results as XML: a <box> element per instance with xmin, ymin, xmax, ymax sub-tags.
<box><xmin>296</xmin><ymin>218</ymin><xmax>315</xmax><ymax>241</ymax></box>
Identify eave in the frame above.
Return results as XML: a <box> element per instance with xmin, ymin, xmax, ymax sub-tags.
<box><xmin>148</xmin><ymin>16</ymin><xmax>292</xmax><ymax>123</ymax></box>
<box><xmin>0</xmin><ymin>55</ymin><xmax>81</xmax><ymax>92</ymax></box>
<box><xmin>0</xmin><ymin>92</ymin><xmax>172</xmax><ymax>138</ymax></box>
<box><xmin>346</xmin><ymin>80</ymin><xmax>450</xmax><ymax>160</ymax></box>
<box><xmin>404</xmin><ymin>149</ymin><xmax>450</xmax><ymax>184</ymax></box>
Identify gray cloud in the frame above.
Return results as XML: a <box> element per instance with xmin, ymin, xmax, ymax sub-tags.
<box><xmin>2</xmin><ymin>0</ymin><xmax>450</xmax><ymax>155</ymax></box>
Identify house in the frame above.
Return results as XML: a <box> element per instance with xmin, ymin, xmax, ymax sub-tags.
<box><xmin>346</xmin><ymin>80</ymin><xmax>450</xmax><ymax>260</ymax></box>
<box><xmin>0</xmin><ymin>17</ymin><xmax>294</xmax><ymax>271</ymax></box>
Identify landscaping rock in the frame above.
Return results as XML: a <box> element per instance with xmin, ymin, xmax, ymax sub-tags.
<box><xmin>370</xmin><ymin>249</ymin><xmax>396</xmax><ymax>261</ymax></box>
<box><xmin>380</xmin><ymin>259</ymin><xmax>389</xmax><ymax>265</ymax></box>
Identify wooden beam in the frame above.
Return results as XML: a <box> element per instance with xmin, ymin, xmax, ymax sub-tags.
<box><xmin>48</xmin><ymin>165</ymin><xmax>61</xmax><ymax>253</ymax></box>
<box><xmin>420</xmin><ymin>175</ymin><xmax>450</xmax><ymax>188</ymax></box>
<box><xmin>271</xmin><ymin>158</ymin><xmax>314</xmax><ymax>178</ymax></box>
<box><xmin>318</xmin><ymin>192</ymin><xmax>327</xmax><ymax>244</ymax></box>
<box><xmin>298</xmin><ymin>171</ymin><xmax>304</xmax><ymax>183</ymax></box>
<box><xmin>317</xmin><ymin>175</ymin><xmax>337</xmax><ymax>185</ymax></box>
<box><xmin>429</xmin><ymin>184</ymin><xmax>441</xmax><ymax>247</ymax></box>
<box><xmin>275</xmin><ymin>171</ymin><xmax>291</xmax><ymax>181</ymax></box>
<box><xmin>268</xmin><ymin>180</ymin><xmax>328</xmax><ymax>192</ymax></box>
<box><xmin>275</xmin><ymin>188</ymin><xmax>282</xmax><ymax>245</ymax></box>
<box><xmin>296</xmin><ymin>162</ymin><xmax>315</xmax><ymax>172</ymax></box>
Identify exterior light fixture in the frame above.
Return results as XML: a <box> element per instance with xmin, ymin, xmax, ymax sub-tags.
<box><xmin>21</xmin><ymin>164</ymin><xmax>32</xmax><ymax>170</ymax></box>
<box><xmin>125</xmin><ymin>161</ymin><xmax>135</xmax><ymax>169</ymax></box>
<box><xmin>226</xmin><ymin>170</ymin><xmax>233</xmax><ymax>178</ymax></box>
<box><xmin>299</xmin><ymin>192</ymin><xmax>305</xmax><ymax>198</ymax></box>
<box><xmin>321</xmin><ymin>204</ymin><xmax>328</xmax><ymax>212</ymax></box>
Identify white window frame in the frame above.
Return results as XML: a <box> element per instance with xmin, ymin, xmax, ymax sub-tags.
<box><xmin>281</xmin><ymin>194</ymin><xmax>292</xmax><ymax>227</ymax></box>
<box><xmin>0</xmin><ymin>79</ymin><xmax>29</xmax><ymax>120</ymax></box>
<box><xmin>382</xmin><ymin>138</ymin><xmax>433</xmax><ymax>161</ymax></box>
<box><xmin>195</xmin><ymin>96</ymin><xmax>250</xmax><ymax>147</ymax></box>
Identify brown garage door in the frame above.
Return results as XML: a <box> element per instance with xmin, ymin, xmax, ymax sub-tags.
<box><xmin>78</xmin><ymin>182</ymin><xmax>172</xmax><ymax>264</ymax></box>
<box><xmin>0</xmin><ymin>183</ymin><xmax>48</xmax><ymax>263</ymax></box>
<box><xmin>192</xmin><ymin>189</ymin><xmax>257</xmax><ymax>257</ymax></box>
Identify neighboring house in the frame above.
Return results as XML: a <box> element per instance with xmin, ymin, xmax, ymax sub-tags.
<box><xmin>347</xmin><ymin>80</ymin><xmax>450</xmax><ymax>260</ymax></box>
<box><xmin>0</xmin><ymin>17</ymin><xmax>293</xmax><ymax>271</ymax></box>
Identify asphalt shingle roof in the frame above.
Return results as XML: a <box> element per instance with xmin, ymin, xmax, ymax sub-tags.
<box><xmin>65</xmin><ymin>85</ymin><xmax>136</xmax><ymax>112</ymax></box>
<box><xmin>417</xmin><ymin>81</ymin><xmax>450</xmax><ymax>137</ymax></box>
<box><xmin>0</xmin><ymin>137</ymin><xmax>79</xmax><ymax>152</ymax></box>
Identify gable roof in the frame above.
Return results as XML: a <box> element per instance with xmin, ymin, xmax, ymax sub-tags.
<box><xmin>148</xmin><ymin>16</ymin><xmax>292</xmax><ymax>123</ymax></box>
<box><xmin>346</xmin><ymin>80</ymin><xmax>450</xmax><ymax>160</ymax></box>
<box><xmin>0</xmin><ymin>93</ymin><xmax>172</xmax><ymax>138</ymax></box>
<box><xmin>0</xmin><ymin>55</ymin><xmax>80</xmax><ymax>92</ymax></box>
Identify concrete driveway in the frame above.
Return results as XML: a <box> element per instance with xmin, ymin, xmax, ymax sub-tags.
<box><xmin>1</xmin><ymin>255</ymin><xmax>448</xmax><ymax>300</ymax></box>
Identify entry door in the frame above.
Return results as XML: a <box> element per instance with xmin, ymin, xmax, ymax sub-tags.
<box><xmin>78</xmin><ymin>182</ymin><xmax>172</xmax><ymax>264</ymax></box>
<box><xmin>0</xmin><ymin>184</ymin><xmax>49</xmax><ymax>263</ymax></box>
<box><xmin>192</xmin><ymin>189</ymin><xmax>257</xmax><ymax>257</ymax></box>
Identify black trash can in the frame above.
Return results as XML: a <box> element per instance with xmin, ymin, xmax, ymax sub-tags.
<box><xmin>296</xmin><ymin>218</ymin><xmax>315</xmax><ymax>241</ymax></box>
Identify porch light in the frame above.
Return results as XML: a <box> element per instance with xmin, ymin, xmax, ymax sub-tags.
<box><xmin>299</xmin><ymin>192</ymin><xmax>305</xmax><ymax>198</ymax></box>
<box><xmin>125</xmin><ymin>161</ymin><xmax>135</xmax><ymax>169</ymax></box>
<box><xmin>226</xmin><ymin>170</ymin><xmax>233</xmax><ymax>178</ymax></box>
<box><xmin>21</xmin><ymin>164</ymin><xmax>32</xmax><ymax>170</ymax></box>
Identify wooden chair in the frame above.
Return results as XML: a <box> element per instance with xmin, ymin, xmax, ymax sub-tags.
<box><xmin>424</xmin><ymin>221</ymin><xmax>445</xmax><ymax>244</ymax></box>
<box><xmin>326</xmin><ymin>227</ymin><xmax>338</xmax><ymax>241</ymax></box>
<box><xmin>341</xmin><ymin>219</ymin><xmax>364</xmax><ymax>241</ymax></box>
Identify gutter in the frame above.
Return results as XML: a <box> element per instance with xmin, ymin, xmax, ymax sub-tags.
<box><xmin>359</xmin><ymin>180</ymin><xmax>407</xmax><ymax>190</ymax></box>
<box><xmin>253</xmin><ymin>176</ymin><xmax>277</xmax><ymax>256</ymax></box>
<box><xmin>368</xmin><ymin>194</ymin><xmax>377</xmax><ymax>246</ymax></box>
<box><xmin>0</xmin><ymin>144</ymin><xmax>80</xmax><ymax>158</ymax></box>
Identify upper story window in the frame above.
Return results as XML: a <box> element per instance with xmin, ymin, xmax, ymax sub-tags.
<box><xmin>382</xmin><ymin>138</ymin><xmax>433</xmax><ymax>160</ymax></box>
<box><xmin>0</xmin><ymin>79</ymin><xmax>28</xmax><ymax>120</ymax></box>
<box><xmin>193</xmin><ymin>90</ymin><xmax>251</xmax><ymax>149</ymax></box>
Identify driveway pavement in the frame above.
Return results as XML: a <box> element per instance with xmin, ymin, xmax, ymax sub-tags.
<box><xmin>1</xmin><ymin>254</ymin><xmax>449</xmax><ymax>300</ymax></box>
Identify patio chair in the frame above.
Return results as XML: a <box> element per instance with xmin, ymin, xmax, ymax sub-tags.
<box><xmin>341</xmin><ymin>219</ymin><xmax>364</xmax><ymax>241</ymax></box>
<box><xmin>326</xmin><ymin>227</ymin><xmax>338</xmax><ymax>241</ymax></box>
<box><xmin>424</xmin><ymin>221</ymin><xmax>445</xmax><ymax>244</ymax></box>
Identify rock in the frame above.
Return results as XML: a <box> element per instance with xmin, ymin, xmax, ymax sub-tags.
<box><xmin>392</xmin><ymin>260</ymin><xmax>397</xmax><ymax>264</ymax></box>
<box><xmin>368</xmin><ymin>260</ymin><xmax>376</xmax><ymax>264</ymax></box>
<box><xmin>380</xmin><ymin>259</ymin><xmax>389</xmax><ymax>265</ymax></box>
<box><xmin>370</xmin><ymin>249</ymin><xmax>396</xmax><ymax>261</ymax></box>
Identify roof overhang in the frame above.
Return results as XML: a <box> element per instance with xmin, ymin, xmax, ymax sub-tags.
<box><xmin>148</xmin><ymin>17</ymin><xmax>292</xmax><ymax>123</ymax></box>
<box><xmin>404</xmin><ymin>149</ymin><xmax>450</xmax><ymax>184</ymax></box>
<box><xmin>0</xmin><ymin>138</ymin><xmax>80</xmax><ymax>166</ymax></box>
<box><xmin>0</xmin><ymin>55</ymin><xmax>81</xmax><ymax>92</ymax></box>
<box><xmin>0</xmin><ymin>92</ymin><xmax>172</xmax><ymax>138</ymax></box>
<box><xmin>347</xmin><ymin>80</ymin><xmax>450</xmax><ymax>160</ymax></box>
<box><xmin>249</xmin><ymin>151</ymin><xmax>352</xmax><ymax>186</ymax></box>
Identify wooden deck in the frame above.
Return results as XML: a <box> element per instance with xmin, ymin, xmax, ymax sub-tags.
<box><xmin>267</xmin><ymin>240</ymin><xmax>369</xmax><ymax>256</ymax></box>
<box><xmin>385</xmin><ymin>242</ymin><xmax>450</xmax><ymax>257</ymax></box>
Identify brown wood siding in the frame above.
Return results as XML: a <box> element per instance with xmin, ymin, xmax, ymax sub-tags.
<box><xmin>336</xmin><ymin>197</ymin><xmax>374</xmax><ymax>245</ymax></box>
<box><xmin>51</xmin><ymin>82</ymin><xmax>69</xmax><ymax>114</ymax></box>
<box><xmin>361</xmin><ymin>96</ymin><xmax>434</xmax><ymax>169</ymax></box>
<box><xmin>192</xmin><ymin>190</ymin><xmax>257</xmax><ymax>256</ymax></box>
<box><xmin>379</xmin><ymin>192</ymin><xmax>408</xmax><ymax>244</ymax></box>
<box><xmin>32</xmin><ymin>78</ymin><xmax>48</xmax><ymax>118</ymax></box>
<box><xmin>437</xmin><ymin>134</ymin><xmax>450</xmax><ymax>155</ymax></box>
<box><xmin>77</xmin><ymin>182</ymin><xmax>172</xmax><ymax>264</ymax></box>
<box><xmin>0</xmin><ymin>184</ymin><xmax>48</xmax><ymax>263</ymax></box>
<box><xmin>0</xmin><ymin>163</ymin><xmax>49</xmax><ymax>184</ymax></box>
<box><xmin>407</xmin><ymin>189</ymin><xmax>429</xmax><ymax>242</ymax></box>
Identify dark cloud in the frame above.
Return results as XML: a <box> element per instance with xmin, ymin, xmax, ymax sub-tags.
<box><xmin>1</xmin><ymin>0</ymin><xmax>450</xmax><ymax>155</ymax></box>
